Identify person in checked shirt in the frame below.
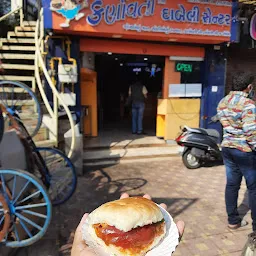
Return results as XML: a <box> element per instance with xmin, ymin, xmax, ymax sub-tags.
<box><xmin>217</xmin><ymin>72</ymin><xmax>256</xmax><ymax>231</ymax></box>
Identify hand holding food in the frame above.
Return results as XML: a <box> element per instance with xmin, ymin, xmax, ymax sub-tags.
<box><xmin>83</xmin><ymin>197</ymin><xmax>166</xmax><ymax>256</ymax></box>
<box><xmin>71</xmin><ymin>194</ymin><xmax>185</xmax><ymax>256</ymax></box>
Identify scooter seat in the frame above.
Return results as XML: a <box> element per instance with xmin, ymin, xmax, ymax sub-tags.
<box><xmin>201</xmin><ymin>128</ymin><xmax>220</xmax><ymax>138</ymax></box>
<box><xmin>185</xmin><ymin>126</ymin><xmax>220</xmax><ymax>138</ymax></box>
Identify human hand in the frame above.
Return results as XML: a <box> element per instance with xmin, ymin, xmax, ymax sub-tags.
<box><xmin>71</xmin><ymin>213</ymin><xmax>96</xmax><ymax>256</ymax></box>
<box><xmin>71</xmin><ymin>194</ymin><xmax>185</xmax><ymax>256</ymax></box>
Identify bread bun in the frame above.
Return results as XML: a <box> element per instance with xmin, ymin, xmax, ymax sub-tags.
<box><xmin>88</xmin><ymin>197</ymin><xmax>164</xmax><ymax>232</ymax></box>
<box><xmin>83</xmin><ymin>197</ymin><xmax>166</xmax><ymax>256</ymax></box>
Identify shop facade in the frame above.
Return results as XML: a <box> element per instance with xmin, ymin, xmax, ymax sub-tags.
<box><xmin>42</xmin><ymin>0</ymin><xmax>238</xmax><ymax>140</ymax></box>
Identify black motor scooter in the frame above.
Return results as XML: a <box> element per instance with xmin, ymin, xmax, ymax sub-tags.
<box><xmin>175</xmin><ymin>116</ymin><xmax>222</xmax><ymax>169</ymax></box>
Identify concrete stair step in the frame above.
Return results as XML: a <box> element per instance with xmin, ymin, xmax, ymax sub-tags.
<box><xmin>84</xmin><ymin>146</ymin><xmax>180</xmax><ymax>165</ymax></box>
<box><xmin>0</xmin><ymin>63</ymin><xmax>35</xmax><ymax>70</ymax></box>
<box><xmin>8</xmin><ymin>31</ymin><xmax>35</xmax><ymax>39</ymax></box>
<box><xmin>19</xmin><ymin>113</ymin><xmax>39</xmax><ymax>119</ymax></box>
<box><xmin>0</xmin><ymin>75</ymin><xmax>35</xmax><ymax>82</ymax></box>
<box><xmin>29</xmin><ymin>127</ymin><xmax>48</xmax><ymax>142</ymax></box>
<box><xmin>19</xmin><ymin>115</ymin><xmax>40</xmax><ymax>126</ymax></box>
<box><xmin>0</xmin><ymin>87</ymin><xmax>31</xmax><ymax>93</ymax></box>
<box><xmin>21</xmin><ymin>104</ymin><xmax>38</xmax><ymax>112</ymax></box>
<box><xmin>0</xmin><ymin>45</ymin><xmax>36</xmax><ymax>51</ymax></box>
<box><xmin>35</xmin><ymin>139</ymin><xmax>56</xmax><ymax>147</ymax></box>
<box><xmin>0</xmin><ymin>38</ymin><xmax>35</xmax><ymax>44</ymax></box>
<box><xmin>4</xmin><ymin>99</ymin><xmax>34</xmax><ymax>106</ymax></box>
<box><xmin>23</xmin><ymin>21</ymin><xmax>37</xmax><ymax>27</ymax></box>
<box><xmin>15</xmin><ymin>26</ymin><xmax>36</xmax><ymax>32</ymax></box>
<box><xmin>0</xmin><ymin>53</ymin><xmax>35</xmax><ymax>59</ymax></box>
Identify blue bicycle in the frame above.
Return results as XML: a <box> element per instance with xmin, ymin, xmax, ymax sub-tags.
<box><xmin>0</xmin><ymin>80</ymin><xmax>77</xmax><ymax>247</ymax></box>
<box><xmin>0</xmin><ymin>169</ymin><xmax>52</xmax><ymax>248</ymax></box>
<box><xmin>0</xmin><ymin>105</ymin><xmax>52</xmax><ymax>248</ymax></box>
<box><xmin>0</xmin><ymin>81</ymin><xmax>42</xmax><ymax>138</ymax></box>
<box><xmin>1</xmin><ymin>82</ymin><xmax>77</xmax><ymax>206</ymax></box>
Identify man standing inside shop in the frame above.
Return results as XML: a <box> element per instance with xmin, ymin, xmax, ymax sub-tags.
<box><xmin>217</xmin><ymin>72</ymin><xmax>256</xmax><ymax>231</ymax></box>
<box><xmin>129</xmin><ymin>74</ymin><xmax>148</xmax><ymax>135</ymax></box>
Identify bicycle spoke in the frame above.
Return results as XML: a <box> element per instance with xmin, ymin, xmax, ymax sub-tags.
<box><xmin>0</xmin><ymin>229</ymin><xmax>7</xmax><ymax>242</ymax></box>
<box><xmin>13</xmin><ymin>223</ymin><xmax>20</xmax><ymax>242</ymax></box>
<box><xmin>49</xmin><ymin>154</ymin><xmax>59</xmax><ymax>170</ymax></box>
<box><xmin>13</xmin><ymin>88</ymin><xmax>25</xmax><ymax>108</ymax></box>
<box><xmin>21</xmin><ymin>210</ymin><xmax>47</xmax><ymax>219</ymax></box>
<box><xmin>15</xmin><ymin>203</ymin><xmax>47</xmax><ymax>210</ymax></box>
<box><xmin>16</xmin><ymin>190</ymin><xmax>41</xmax><ymax>205</ymax></box>
<box><xmin>11</xmin><ymin>84</ymin><xmax>14</xmax><ymax>107</ymax></box>
<box><xmin>0</xmin><ymin>174</ymin><xmax>7</xmax><ymax>194</ymax></box>
<box><xmin>52</xmin><ymin>189</ymin><xmax>67</xmax><ymax>200</ymax></box>
<box><xmin>15</xmin><ymin>212</ymin><xmax>43</xmax><ymax>231</ymax></box>
<box><xmin>2</xmin><ymin>85</ymin><xmax>8</xmax><ymax>106</ymax></box>
<box><xmin>12</xmin><ymin>175</ymin><xmax>17</xmax><ymax>199</ymax></box>
<box><xmin>13</xmin><ymin>180</ymin><xmax>30</xmax><ymax>205</ymax></box>
<box><xmin>0</xmin><ymin>89</ymin><xmax>4</xmax><ymax>103</ymax></box>
<box><xmin>18</xmin><ymin>217</ymin><xmax>33</xmax><ymax>238</ymax></box>
<box><xmin>0</xmin><ymin>215</ymin><xmax>4</xmax><ymax>225</ymax></box>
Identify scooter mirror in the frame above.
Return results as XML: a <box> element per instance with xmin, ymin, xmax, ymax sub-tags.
<box><xmin>180</xmin><ymin>125</ymin><xmax>185</xmax><ymax>131</ymax></box>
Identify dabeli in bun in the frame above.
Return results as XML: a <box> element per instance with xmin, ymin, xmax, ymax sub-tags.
<box><xmin>83</xmin><ymin>197</ymin><xmax>166</xmax><ymax>256</ymax></box>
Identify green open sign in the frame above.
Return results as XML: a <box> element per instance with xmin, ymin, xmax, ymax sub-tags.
<box><xmin>175</xmin><ymin>62</ymin><xmax>193</xmax><ymax>73</ymax></box>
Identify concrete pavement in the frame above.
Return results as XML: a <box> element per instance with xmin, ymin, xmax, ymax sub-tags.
<box><xmin>13</xmin><ymin>157</ymin><xmax>251</xmax><ymax>256</ymax></box>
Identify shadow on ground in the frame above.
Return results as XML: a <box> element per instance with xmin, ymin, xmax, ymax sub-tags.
<box><xmin>202</xmin><ymin>160</ymin><xmax>224</xmax><ymax>168</ymax></box>
<box><xmin>56</xmin><ymin>169</ymin><xmax>197</xmax><ymax>255</ymax></box>
<box><xmin>13</xmin><ymin>163</ymin><xmax>198</xmax><ymax>256</ymax></box>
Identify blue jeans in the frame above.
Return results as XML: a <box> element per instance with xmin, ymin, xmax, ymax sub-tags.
<box><xmin>222</xmin><ymin>147</ymin><xmax>256</xmax><ymax>231</ymax></box>
<box><xmin>132</xmin><ymin>102</ymin><xmax>145</xmax><ymax>134</ymax></box>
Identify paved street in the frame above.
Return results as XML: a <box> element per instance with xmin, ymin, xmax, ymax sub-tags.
<box><xmin>14</xmin><ymin>157</ymin><xmax>250</xmax><ymax>256</ymax></box>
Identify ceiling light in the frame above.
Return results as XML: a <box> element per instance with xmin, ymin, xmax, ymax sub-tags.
<box><xmin>108</xmin><ymin>52</ymin><xmax>112</xmax><ymax>55</ymax></box>
<box><xmin>120</xmin><ymin>63</ymin><xmax>123</xmax><ymax>66</ymax></box>
<box><xmin>115</xmin><ymin>57</ymin><xmax>118</xmax><ymax>60</ymax></box>
<box><xmin>144</xmin><ymin>58</ymin><xmax>148</xmax><ymax>61</ymax></box>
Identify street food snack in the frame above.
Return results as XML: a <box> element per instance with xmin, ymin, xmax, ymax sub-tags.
<box><xmin>83</xmin><ymin>197</ymin><xmax>166</xmax><ymax>256</ymax></box>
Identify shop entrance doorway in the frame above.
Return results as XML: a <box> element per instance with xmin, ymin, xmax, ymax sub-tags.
<box><xmin>96</xmin><ymin>53</ymin><xmax>164</xmax><ymax>136</ymax></box>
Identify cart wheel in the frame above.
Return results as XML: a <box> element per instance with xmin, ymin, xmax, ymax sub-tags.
<box><xmin>0</xmin><ymin>169</ymin><xmax>52</xmax><ymax>247</ymax></box>
<box><xmin>35</xmin><ymin>147</ymin><xmax>77</xmax><ymax>206</ymax></box>
<box><xmin>0</xmin><ymin>108</ymin><xmax>3</xmax><ymax>144</ymax></box>
<box><xmin>0</xmin><ymin>81</ymin><xmax>42</xmax><ymax>138</ymax></box>
<box><xmin>0</xmin><ymin>194</ymin><xmax>10</xmax><ymax>242</ymax></box>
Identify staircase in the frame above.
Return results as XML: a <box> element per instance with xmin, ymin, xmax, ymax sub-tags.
<box><xmin>0</xmin><ymin>2</ymin><xmax>76</xmax><ymax>158</ymax></box>
<box><xmin>0</xmin><ymin>21</ymin><xmax>55</xmax><ymax>147</ymax></box>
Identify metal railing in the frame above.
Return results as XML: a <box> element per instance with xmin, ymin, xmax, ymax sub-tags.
<box><xmin>0</xmin><ymin>1</ymin><xmax>76</xmax><ymax>158</ymax></box>
<box><xmin>0</xmin><ymin>0</ymin><xmax>23</xmax><ymax>25</ymax></box>
<box><xmin>34</xmin><ymin>9</ymin><xmax>76</xmax><ymax>158</ymax></box>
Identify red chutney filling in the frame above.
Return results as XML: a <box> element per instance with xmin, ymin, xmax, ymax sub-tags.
<box><xmin>93</xmin><ymin>221</ymin><xmax>165</xmax><ymax>251</ymax></box>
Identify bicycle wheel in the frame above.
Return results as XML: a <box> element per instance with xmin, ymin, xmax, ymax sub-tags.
<box><xmin>0</xmin><ymin>108</ymin><xmax>3</xmax><ymax>144</ymax></box>
<box><xmin>35</xmin><ymin>148</ymin><xmax>77</xmax><ymax>206</ymax></box>
<box><xmin>0</xmin><ymin>194</ymin><xmax>10</xmax><ymax>242</ymax></box>
<box><xmin>0</xmin><ymin>169</ymin><xmax>52</xmax><ymax>248</ymax></box>
<box><xmin>0</xmin><ymin>81</ymin><xmax>42</xmax><ymax>138</ymax></box>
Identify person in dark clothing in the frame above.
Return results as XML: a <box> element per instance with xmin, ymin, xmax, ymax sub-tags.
<box><xmin>128</xmin><ymin>77</ymin><xmax>148</xmax><ymax>135</ymax></box>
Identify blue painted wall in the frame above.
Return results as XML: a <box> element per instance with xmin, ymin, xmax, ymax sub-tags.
<box><xmin>200</xmin><ymin>47</ymin><xmax>226</xmax><ymax>141</ymax></box>
<box><xmin>230</xmin><ymin>0</ymin><xmax>240</xmax><ymax>43</ymax></box>
<box><xmin>42</xmin><ymin>0</ymin><xmax>52</xmax><ymax>29</ymax></box>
